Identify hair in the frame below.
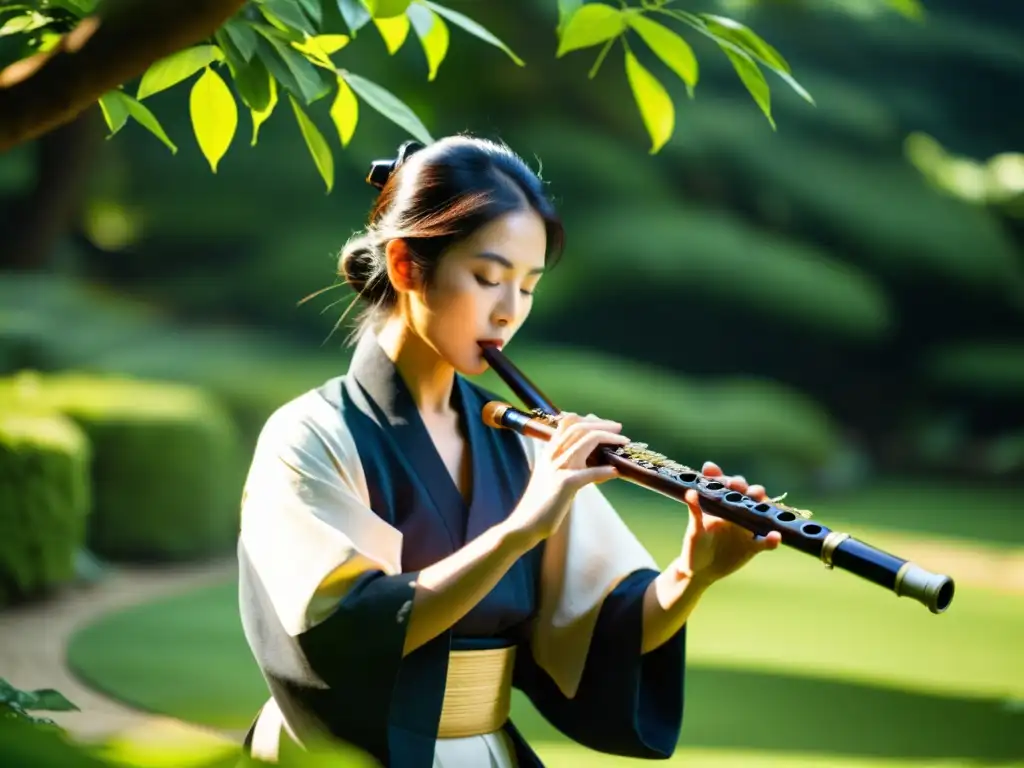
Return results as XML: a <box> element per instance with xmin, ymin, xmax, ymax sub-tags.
<box><xmin>328</xmin><ymin>134</ymin><xmax>565</xmax><ymax>345</ymax></box>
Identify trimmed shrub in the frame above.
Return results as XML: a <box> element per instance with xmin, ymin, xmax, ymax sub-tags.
<box><xmin>0</xmin><ymin>372</ymin><xmax>243</xmax><ymax>563</ymax></box>
<box><xmin>0</xmin><ymin>407</ymin><xmax>91</xmax><ymax>607</ymax></box>
<box><xmin>84</xmin><ymin>327</ymin><xmax>351</xmax><ymax>452</ymax></box>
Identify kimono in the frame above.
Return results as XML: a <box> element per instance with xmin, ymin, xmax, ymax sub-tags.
<box><xmin>237</xmin><ymin>328</ymin><xmax>687</xmax><ymax>767</ymax></box>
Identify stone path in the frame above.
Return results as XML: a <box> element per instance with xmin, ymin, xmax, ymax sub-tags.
<box><xmin>0</xmin><ymin>556</ymin><xmax>240</xmax><ymax>746</ymax></box>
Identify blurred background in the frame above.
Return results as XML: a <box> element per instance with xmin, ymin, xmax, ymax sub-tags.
<box><xmin>1</xmin><ymin>0</ymin><xmax>1022</xmax><ymax>766</ymax></box>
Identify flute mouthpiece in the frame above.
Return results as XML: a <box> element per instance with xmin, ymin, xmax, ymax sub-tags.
<box><xmin>481</xmin><ymin>401</ymin><xmax>509</xmax><ymax>430</ymax></box>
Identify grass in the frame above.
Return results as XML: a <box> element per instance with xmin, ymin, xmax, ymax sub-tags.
<box><xmin>65</xmin><ymin>483</ymin><xmax>1024</xmax><ymax>767</ymax></box>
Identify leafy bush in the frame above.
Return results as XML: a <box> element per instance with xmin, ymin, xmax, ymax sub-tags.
<box><xmin>85</xmin><ymin>327</ymin><xmax>352</xmax><ymax>452</ymax></box>
<box><xmin>923</xmin><ymin>341</ymin><xmax>1024</xmax><ymax>398</ymax></box>
<box><xmin>0</xmin><ymin>678</ymin><xmax>79</xmax><ymax>728</ymax></box>
<box><xmin>0</xmin><ymin>371</ymin><xmax>243</xmax><ymax>563</ymax></box>
<box><xmin>0</xmin><ymin>274</ymin><xmax>165</xmax><ymax>375</ymax></box>
<box><xmin>0</xmin><ymin>408</ymin><xmax>90</xmax><ymax>607</ymax></box>
<box><xmin>539</xmin><ymin>199</ymin><xmax>892</xmax><ymax>342</ymax></box>
<box><xmin>666</xmin><ymin>121</ymin><xmax>1024</xmax><ymax>306</ymax></box>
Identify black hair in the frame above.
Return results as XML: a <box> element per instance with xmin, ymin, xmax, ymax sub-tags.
<box><xmin>333</xmin><ymin>134</ymin><xmax>564</xmax><ymax>343</ymax></box>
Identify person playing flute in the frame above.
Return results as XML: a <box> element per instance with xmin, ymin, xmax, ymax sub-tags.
<box><xmin>236</xmin><ymin>134</ymin><xmax>782</xmax><ymax>767</ymax></box>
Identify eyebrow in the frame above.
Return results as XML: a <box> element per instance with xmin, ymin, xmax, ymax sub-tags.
<box><xmin>475</xmin><ymin>251</ymin><xmax>545</xmax><ymax>275</ymax></box>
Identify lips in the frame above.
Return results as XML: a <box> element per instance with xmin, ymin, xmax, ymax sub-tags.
<box><xmin>478</xmin><ymin>339</ymin><xmax>503</xmax><ymax>350</ymax></box>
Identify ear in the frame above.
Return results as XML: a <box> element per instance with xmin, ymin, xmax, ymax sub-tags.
<box><xmin>384</xmin><ymin>239</ymin><xmax>423</xmax><ymax>293</ymax></box>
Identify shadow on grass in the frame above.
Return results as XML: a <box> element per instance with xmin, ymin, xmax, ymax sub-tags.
<box><xmin>67</xmin><ymin>579</ymin><xmax>1023</xmax><ymax>765</ymax></box>
<box><xmin>511</xmin><ymin>666</ymin><xmax>1024</xmax><ymax>763</ymax></box>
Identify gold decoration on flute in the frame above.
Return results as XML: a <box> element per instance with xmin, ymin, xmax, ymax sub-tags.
<box><xmin>528</xmin><ymin>408</ymin><xmax>815</xmax><ymax>520</ymax></box>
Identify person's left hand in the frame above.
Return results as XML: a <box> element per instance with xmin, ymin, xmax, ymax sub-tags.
<box><xmin>675</xmin><ymin>461</ymin><xmax>782</xmax><ymax>588</ymax></box>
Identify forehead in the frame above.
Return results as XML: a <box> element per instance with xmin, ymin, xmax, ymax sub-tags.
<box><xmin>450</xmin><ymin>209</ymin><xmax>547</xmax><ymax>267</ymax></box>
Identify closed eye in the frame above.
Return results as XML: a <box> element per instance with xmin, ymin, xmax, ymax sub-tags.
<box><xmin>475</xmin><ymin>274</ymin><xmax>534</xmax><ymax>297</ymax></box>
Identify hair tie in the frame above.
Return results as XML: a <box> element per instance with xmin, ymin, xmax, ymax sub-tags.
<box><xmin>366</xmin><ymin>140</ymin><xmax>425</xmax><ymax>189</ymax></box>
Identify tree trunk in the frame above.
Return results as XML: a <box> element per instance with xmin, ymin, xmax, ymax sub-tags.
<box><xmin>1</xmin><ymin>108</ymin><xmax>105</xmax><ymax>271</ymax></box>
<box><xmin>0</xmin><ymin>0</ymin><xmax>246</xmax><ymax>153</ymax></box>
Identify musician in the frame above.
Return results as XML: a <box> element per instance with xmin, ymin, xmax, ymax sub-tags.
<box><xmin>236</xmin><ymin>134</ymin><xmax>782</xmax><ymax>767</ymax></box>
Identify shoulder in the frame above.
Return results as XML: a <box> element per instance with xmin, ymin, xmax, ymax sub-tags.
<box><xmin>254</xmin><ymin>376</ymin><xmax>359</xmax><ymax>464</ymax></box>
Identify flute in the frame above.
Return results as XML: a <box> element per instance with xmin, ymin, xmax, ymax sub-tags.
<box><xmin>478</xmin><ymin>343</ymin><xmax>955</xmax><ymax>615</ymax></box>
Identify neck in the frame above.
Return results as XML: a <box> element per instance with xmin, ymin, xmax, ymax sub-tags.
<box><xmin>376</xmin><ymin>316</ymin><xmax>456</xmax><ymax>417</ymax></box>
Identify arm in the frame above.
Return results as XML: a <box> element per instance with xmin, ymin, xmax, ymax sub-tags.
<box><xmin>641</xmin><ymin>566</ymin><xmax>711</xmax><ymax>654</ymax></box>
<box><xmin>641</xmin><ymin>463</ymin><xmax>782</xmax><ymax>654</ymax></box>
<box><xmin>401</xmin><ymin>519</ymin><xmax>534</xmax><ymax>655</ymax></box>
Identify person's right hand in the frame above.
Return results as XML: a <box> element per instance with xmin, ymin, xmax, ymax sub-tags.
<box><xmin>505</xmin><ymin>412</ymin><xmax>629</xmax><ymax>546</ymax></box>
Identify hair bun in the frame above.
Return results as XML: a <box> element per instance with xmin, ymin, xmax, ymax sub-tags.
<box><xmin>339</xmin><ymin>237</ymin><xmax>379</xmax><ymax>295</ymax></box>
<box><xmin>365</xmin><ymin>139</ymin><xmax>426</xmax><ymax>189</ymax></box>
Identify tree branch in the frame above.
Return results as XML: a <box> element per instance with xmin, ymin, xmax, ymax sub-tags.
<box><xmin>0</xmin><ymin>0</ymin><xmax>247</xmax><ymax>152</ymax></box>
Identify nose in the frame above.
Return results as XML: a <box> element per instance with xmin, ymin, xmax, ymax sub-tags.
<box><xmin>491</xmin><ymin>286</ymin><xmax>518</xmax><ymax>328</ymax></box>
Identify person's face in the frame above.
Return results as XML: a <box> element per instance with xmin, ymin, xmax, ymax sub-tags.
<box><xmin>406</xmin><ymin>207</ymin><xmax>547</xmax><ymax>376</ymax></box>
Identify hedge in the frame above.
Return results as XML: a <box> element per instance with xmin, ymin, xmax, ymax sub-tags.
<box><xmin>0</xmin><ymin>407</ymin><xmax>90</xmax><ymax>607</ymax></box>
<box><xmin>0</xmin><ymin>372</ymin><xmax>243</xmax><ymax>563</ymax></box>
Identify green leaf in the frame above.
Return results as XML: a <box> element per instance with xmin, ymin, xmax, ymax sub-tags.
<box><xmin>136</xmin><ymin>45</ymin><xmax>222</xmax><ymax>100</ymax></box>
<box><xmin>222</xmin><ymin>19</ymin><xmax>258</xmax><ymax>61</ymax></box>
<box><xmin>362</xmin><ymin>0</ymin><xmax>412</xmax><ymax>18</ymax></box>
<box><xmin>422</xmin><ymin>1</ymin><xmax>523</xmax><ymax>66</ymax></box>
<box><xmin>407</xmin><ymin>3</ymin><xmax>448</xmax><ymax>81</ymax></box>
<box><xmin>624</xmin><ymin>49</ymin><xmax>673</xmax><ymax>154</ymax></box>
<box><xmin>254</xmin><ymin>27</ymin><xmax>331</xmax><ymax>103</ymax></box>
<box><xmin>557</xmin><ymin>0</ymin><xmax>582</xmax><ymax>31</ymax></box>
<box><xmin>721</xmin><ymin>46</ymin><xmax>774</xmax><ymax>130</ymax></box>
<box><xmin>330</xmin><ymin>74</ymin><xmax>358</xmax><ymax>146</ymax></box>
<box><xmin>626</xmin><ymin>14</ymin><xmax>697</xmax><ymax>93</ymax></box>
<box><xmin>291</xmin><ymin>34</ymin><xmax>349</xmax><ymax>68</ymax></box>
<box><xmin>668</xmin><ymin>9</ymin><xmax>813</xmax><ymax>106</ymax></box>
<box><xmin>556</xmin><ymin>2</ymin><xmax>624</xmax><ymax>57</ymax></box>
<box><xmin>260</xmin><ymin>0</ymin><xmax>317</xmax><ymax>36</ymax></box>
<box><xmin>296</xmin><ymin>0</ymin><xmax>323</xmax><ymax>24</ymax></box>
<box><xmin>289</xmin><ymin>95</ymin><xmax>334</xmax><ymax>192</ymax></box>
<box><xmin>44</xmin><ymin>0</ymin><xmax>98</xmax><ymax>14</ymax></box>
<box><xmin>340</xmin><ymin>70</ymin><xmax>433</xmax><ymax>144</ymax></box>
<box><xmin>374</xmin><ymin>12</ymin><xmax>409</xmax><ymax>54</ymax></box>
<box><xmin>190</xmin><ymin>67</ymin><xmax>238</xmax><ymax>172</ymax></box>
<box><xmin>251</xmin><ymin>76</ymin><xmax>278</xmax><ymax>145</ymax></box>
<box><xmin>24</xmin><ymin>689</ymin><xmax>79</xmax><ymax>712</ymax></box>
<box><xmin>0</xmin><ymin>12</ymin><xmax>49</xmax><ymax>37</ymax></box>
<box><xmin>221</xmin><ymin>34</ymin><xmax>273</xmax><ymax>112</ymax></box>
<box><xmin>0</xmin><ymin>679</ymin><xmax>17</xmax><ymax>704</ymax></box>
<box><xmin>338</xmin><ymin>0</ymin><xmax>371</xmax><ymax>35</ymax></box>
<box><xmin>97</xmin><ymin>91</ymin><xmax>130</xmax><ymax>136</ymax></box>
<box><xmin>121</xmin><ymin>92</ymin><xmax>179</xmax><ymax>153</ymax></box>
<box><xmin>312</xmin><ymin>34</ymin><xmax>350</xmax><ymax>54</ymax></box>
<box><xmin>701</xmin><ymin>14</ymin><xmax>790</xmax><ymax>73</ymax></box>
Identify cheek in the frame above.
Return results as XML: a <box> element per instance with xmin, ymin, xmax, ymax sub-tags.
<box><xmin>421</xmin><ymin>274</ymin><xmax>482</xmax><ymax>326</ymax></box>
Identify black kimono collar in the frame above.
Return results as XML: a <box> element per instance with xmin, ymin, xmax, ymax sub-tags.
<box><xmin>347</xmin><ymin>327</ymin><xmax>467</xmax><ymax>427</ymax></box>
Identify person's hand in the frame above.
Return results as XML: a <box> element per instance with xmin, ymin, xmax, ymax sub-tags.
<box><xmin>505</xmin><ymin>412</ymin><xmax>627</xmax><ymax>547</ymax></box>
<box><xmin>676</xmin><ymin>461</ymin><xmax>782</xmax><ymax>587</ymax></box>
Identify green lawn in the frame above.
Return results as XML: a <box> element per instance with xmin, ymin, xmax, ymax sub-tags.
<box><xmin>66</xmin><ymin>483</ymin><xmax>1024</xmax><ymax>767</ymax></box>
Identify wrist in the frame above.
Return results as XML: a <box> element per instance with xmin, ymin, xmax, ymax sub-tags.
<box><xmin>670</xmin><ymin>558</ymin><xmax>716</xmax><ymax>594</ymax></box>
<box><xmin>494</xmin><ymin>519</ymin><xmax>541</xmax><ymax>556</ymax></box>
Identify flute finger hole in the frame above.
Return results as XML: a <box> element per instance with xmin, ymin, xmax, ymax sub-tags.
<box><xmin>776</xmin><ymin>511</ymin><xmax>796</xmax><ymax>522</ymax></box>
<box><xmin>802</xmin><ymin>523</ymin><xmax>823</xmax><ymax>536</ymax></box>
<box><xmin>724</xmin><ymin>492</ymin><xmax>745</xmax><ymax>503</ymax></box>
<box><xmin>705</xmin><ymin>481</ymin><xmax>725</xmax><ymax>491</ymax></box>
<box><xmin>753</xmin><ymin>503</ymin><xmax>771</xmax><ymax>513</ymax></box>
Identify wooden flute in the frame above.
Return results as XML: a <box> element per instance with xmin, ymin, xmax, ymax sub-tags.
<box><xmin>478</xmin><ymin>342</ymin><xmax>955</xmax><ymax>615</ymax></box>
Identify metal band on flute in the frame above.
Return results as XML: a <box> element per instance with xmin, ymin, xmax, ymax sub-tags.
<box><xmin>477</xmin><ymin>343</ymin><xmax>955</xmax><ymax>615</ymax></box>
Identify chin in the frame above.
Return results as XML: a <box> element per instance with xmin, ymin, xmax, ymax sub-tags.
<box><xmin>459</xmin><ymin>353</ymin><xmax>490</xmax><ymax>377</ymax></box>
